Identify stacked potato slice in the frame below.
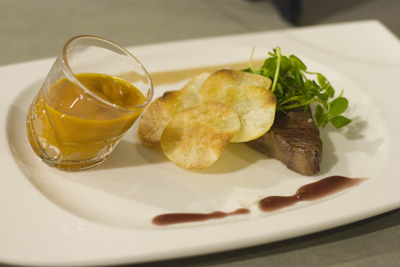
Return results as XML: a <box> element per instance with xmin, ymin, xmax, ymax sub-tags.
<box><xmin>138</xmin><ymin>69</ymin><xmax>276</xmax><ymax>169</ymax></box>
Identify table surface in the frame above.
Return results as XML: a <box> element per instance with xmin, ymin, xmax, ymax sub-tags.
<box><xmin>2</xmin><ymin>1</ymin><xmax>400</xmax><ymax>267</ymax></box>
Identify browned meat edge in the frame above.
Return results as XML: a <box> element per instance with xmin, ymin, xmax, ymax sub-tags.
<box><xmin>246</xmin><ymin>108</ymin><xmax>322</xmax><ymax>176</ymax></box>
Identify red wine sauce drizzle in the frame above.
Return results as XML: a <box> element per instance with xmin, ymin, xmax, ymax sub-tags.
<box><xmin>152</xmin><ymin>176</ymin><xmax>365</xmax><ymax>226</ymax></box>
<box><xmin>152</xmin><ymin>208</ymin><xmax>250</xmax><ymax>226</ymax></box>
<box><xmin>259</xmin><ymin>176</ymin><xmax>365</xmax><ymax>212</ymax></box>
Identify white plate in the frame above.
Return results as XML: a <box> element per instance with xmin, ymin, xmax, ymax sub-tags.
<box><xmin>1</xmin><ymin>20</ymin><xmax>400</xmax><ymax>266</ymax></box>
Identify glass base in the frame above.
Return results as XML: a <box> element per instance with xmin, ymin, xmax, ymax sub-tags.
<box><xmin>40</xmin><ymin>156</ymin><xmax>108</xmax><ymax>171</ymax></box>
<box><xmin>27</xmin><ymin>114</ymin><xmax>114</xmax><ymax>172</ymax></box>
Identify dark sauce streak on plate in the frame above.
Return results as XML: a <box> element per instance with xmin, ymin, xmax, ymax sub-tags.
<box><xmin>152</xmin><ymin>208</ymin><xmax>250</xmax><ymax>226</ymax></box>
<box><xmin>259</xmin><ymin>176</ymin><xmax>366</xmax><ymax>212</ymax></box>
<box><xmin>152</xmin><ymin>176</ymin><xmax>365</xmax><ymax>226</ymax></box>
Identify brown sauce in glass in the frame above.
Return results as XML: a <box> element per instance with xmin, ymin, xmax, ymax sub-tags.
<box><xmin>152</xmin><ymin>176</ymin><xmax>365</xmax><ymax>226</ymax></box>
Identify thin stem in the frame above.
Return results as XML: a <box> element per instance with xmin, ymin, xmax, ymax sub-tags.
<box><xmin>270</xmin><ymin>47</ymin><xmax>281</xmax><ymax>93</ymax></box>
<box><xmin>279</xmin><ymin>99</ymin><xmax>318</xmax><ymax>111</ymax></box>
<box><xmin>248</xmin><ymin>46</ymin><xmax>256</xmax><ymax>72</ymax></box>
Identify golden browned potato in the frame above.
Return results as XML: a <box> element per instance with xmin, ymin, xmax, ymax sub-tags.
<box><xmin>137</xmin><ymin>73</ymin><xmax>209</xmax><ymax>147</ymax></box>
<box><xmin>199</xmin><ymin>69</ymin><xmax>276</xmax><ymax>142</ymax></box>
<box><xmin>161</xmin><ymin>102</ymin><xmax>240</xmax><ymax>169</ymax></box>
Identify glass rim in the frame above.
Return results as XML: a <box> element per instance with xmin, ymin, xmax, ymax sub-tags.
<box><xmin>61</xmin><ymin>35</ymin><xmax>154</xmax><ymax>111</ymax></box>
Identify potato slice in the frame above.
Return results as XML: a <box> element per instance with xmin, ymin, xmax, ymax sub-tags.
<box><xmin>161</xmin><ymin>102</ymin><xmax>240</xmax><ymax>169</ymax></box>
<box><xmin>137</xmin><ymin>90</ymin><xmax>180</xmax><ymax>147</ymax></box>
<box><xmin>138</xmin><ymin>73</ymin><xmax>209</xmax><ymax>147</ymax></box>
<box><xmin>200</xmin><ymin>69</ymin><xmax>276</xmax><ymax>142</ymax></box>
<box><xmin>178</xmin><ymin>72</ymin><xmax>210</xmax><ymax>109</ymax></box>
<box><xmin>200</xmin><ymin>69</ymin><xmax>272</xmax><ymax>93</ymax></box>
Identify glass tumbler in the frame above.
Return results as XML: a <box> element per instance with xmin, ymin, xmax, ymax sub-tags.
<box><xmin>26</xmin><ymin>35</ymin><xmax>153</xmax><ymax>171</ymax></box>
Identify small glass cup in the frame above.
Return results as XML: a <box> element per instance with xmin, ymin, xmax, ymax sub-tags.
<box><xmin>26</xmin><ymin>35</ymin><xmax>153</xmax><ymax>171</ymax></box>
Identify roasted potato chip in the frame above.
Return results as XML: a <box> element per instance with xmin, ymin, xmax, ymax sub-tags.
<box><xmin>200</xmin><ymin>69</ymin><xmax>276</xmax><ymax>142</ymax></box>
<box><xmin>178</xmin><ymin>72</ymin><xmax>210</xmax><ymax>109</ymax></box>
<box><xmin>200</xmin><ymin>69</ymin><xmax>272</xmax><ymax>92</ymax></box>
<box><xmin>138</xmin><ymin>73</ymin><xmax>209</xmax><ymax>147</ymax></box>
<box><xmin>161</xmin><ymin>102</ymin><xmax>240</xmax><ymax>169</ymax></box>
<box><xmin>137</xmin><ymin>90</ymin><xmax>180</xmax><ymax>147</ymax></box>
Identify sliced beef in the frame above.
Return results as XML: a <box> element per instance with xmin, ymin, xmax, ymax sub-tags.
<box><xmin>246</xmin><ymin>108</ymin><xmax>322</xmax><ymax>176</ymax></box>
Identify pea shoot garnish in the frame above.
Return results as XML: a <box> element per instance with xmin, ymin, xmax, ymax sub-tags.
<box><xmin>243</xmin><ymin>47</ymin><xmax>352</xmax><ymax>128</ymax></box>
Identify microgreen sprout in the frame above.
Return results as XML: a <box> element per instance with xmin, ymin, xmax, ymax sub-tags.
<box><xmin>243</xmin><ymin>47</ymin><xmax>352</xmax><ymax>128</ymax></box>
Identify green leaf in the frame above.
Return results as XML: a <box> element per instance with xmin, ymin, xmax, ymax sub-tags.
<box><xmin>329</xmin><ymin>97</ymin><xmax>348</xmax><ymax>116</ymax></box>
<box><xmin>263</xmin><ymin>57</ymin><xmax>278</xmax><ymax>78</ymax></box>
<box><xmin>263</xmin><ymin>56</ymin><xmax>277</xmax><ymax>69</ymax></box>
<box><xmin>317</xmin><ymin>93</ymin><xmax>329</xmax><ymax>101</ymax></box>
<box><xmin>289</xmin><ymin>55</ymin><xmax>307</xmax><ymax>71</ymax></box>
<box><xmin>330</xmin><ymin>115</ymin><xmax>352</xmax><ymax>128</ymax></box>
<box><xmin>280</xmin><ymin>56</ymin><xmax>292</xmax><ymax>76</ymax></box>
<box><xmin>317</xmin><ymin>73</ymin><xmax>327</xmax><ymax>86</ymax></box>
<box><xmin>326</xmin><ymin>85</ymin><xmax>335</xmax><ymax>97</ymax></box>
<box><xmin>293</xmin><ymin>68</ymin><xmax>304</xmax><ymax>88</ymax></box>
